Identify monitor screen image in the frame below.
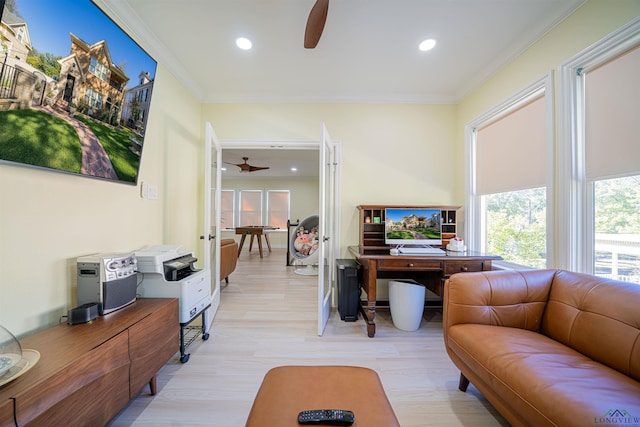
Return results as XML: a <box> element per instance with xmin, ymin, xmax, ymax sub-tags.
<box><xmin>385</xmin><ymin>208</ymin><xmax>442</xmax><ymax>246</ymax></box>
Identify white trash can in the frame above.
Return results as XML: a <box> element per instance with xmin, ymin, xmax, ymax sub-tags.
<box><xmin>389</xmin><ymin>280</ymin><xmax>426</xmax><ymax>331</ymax></box>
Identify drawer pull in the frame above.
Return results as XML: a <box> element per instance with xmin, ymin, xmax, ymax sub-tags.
<box><xmin>408</xmin><ymin>263</ymin><xmax>414</xmax><ymax>267</ymax></box>
<box><xmin>462</xmin><ymin>266</ymin><xmax>468</xmax><ymax>272</ymax></box>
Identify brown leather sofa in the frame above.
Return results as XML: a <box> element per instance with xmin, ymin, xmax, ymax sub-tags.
<box><xmin>444</xmin><ymin>269</ymin><xmax>640</xmax><ymax>427</ymax></box>
<box><xmin>220</xmin><ymin>239</ymin><xmax>238</xmax><ymax>283</ymax></box>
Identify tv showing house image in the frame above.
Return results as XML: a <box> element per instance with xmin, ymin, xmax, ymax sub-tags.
<box><xmin>0</xmin><ymin>0</ymin><xmax>157</xmax><ymax>184</ymax></box>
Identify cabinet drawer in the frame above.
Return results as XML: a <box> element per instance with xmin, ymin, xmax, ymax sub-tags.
<box><xmin>444</xmin><ymin>261</ymin><xmax>484</xmax><ymax>275</ymax></box>
<box><xmin>378</xmin><ymin>259</ymin><xmax>441</xmax><ymax>271</ymax></box>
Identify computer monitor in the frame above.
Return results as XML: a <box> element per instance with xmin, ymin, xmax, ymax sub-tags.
<box><xmin>384</xmin><ymin>207</ymin><xmax>442</xmax><ymax>247</ymax></box>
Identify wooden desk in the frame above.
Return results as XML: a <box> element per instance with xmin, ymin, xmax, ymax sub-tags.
<box><xmin>236</xmin><ymin>226</ymin><xmax>277</xmax><ymax>258</ymax></box>
<box><xmin>348</xmin><ymin>246</ymin><xmax>501</xmax><ymax>337</ymax></box>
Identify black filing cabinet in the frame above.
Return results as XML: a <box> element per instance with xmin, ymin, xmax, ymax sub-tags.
<box><xmin>336</xmin><ymin>259</ymin><xmax>361</xmax><ymax>321</ymax></box>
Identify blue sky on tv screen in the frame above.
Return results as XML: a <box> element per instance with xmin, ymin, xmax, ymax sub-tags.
<box><xmin>15</xmin><ymin>0</ymin><xmax>157</xmax><ymax>89</ymax></box>
<box><xmin>386</xmin><ymin>209</ymin><xmax>441</xmax><ymax>223</ymax></box>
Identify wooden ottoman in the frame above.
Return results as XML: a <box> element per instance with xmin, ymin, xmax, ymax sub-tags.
<box><xmin>245</xmin><ymin>365</ymin><xmax>400</xmax><ymax>427</ymax></box>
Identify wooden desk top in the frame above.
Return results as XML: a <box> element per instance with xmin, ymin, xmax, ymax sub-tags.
<box><xmin>235</xmin><ymin>226</ymin><xmax>278</xmax><ymax>234</ymax></box>
<box><xmin>348</xmin><ymin>245</ymin><xmax>502</xmax><ymax>261</ymax></box>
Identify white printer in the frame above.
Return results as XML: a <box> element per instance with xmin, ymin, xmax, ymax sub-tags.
<box><xmin>135</xmin><ymin>245</ymin><xmax>211</xmax><ymax>324</ymax></box>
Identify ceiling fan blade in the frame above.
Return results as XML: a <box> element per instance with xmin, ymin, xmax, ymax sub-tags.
<box><xmin>249</xmin><ymin>166</ymin><xmax>270</xmax><ymax>172</ymax></box>
<box><xmin>304</xmin><ymin>0</ymin><xmax>329</xmax><ymax>49</ymax></box>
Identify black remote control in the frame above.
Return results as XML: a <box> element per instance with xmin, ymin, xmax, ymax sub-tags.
<box><xmin>297</xmin><ymin>409</ymin><xmax>355</xmax><ymax>425</ymax></box>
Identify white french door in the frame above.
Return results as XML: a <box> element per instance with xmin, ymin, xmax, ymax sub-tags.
<box><xmin>317</xmin><ymin>123</ymin><xmax>338</xmax><ymax>336</ymax></box>
<box><xmin>203</xmin><ymin>122</ymin><xmax>222</xmax><ymax>330</ymax></box>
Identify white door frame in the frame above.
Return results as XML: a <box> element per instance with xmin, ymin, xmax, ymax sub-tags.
<box><xmin>219</xmin><ymin>136</ymin><xmax>341</xmax><ymax>335</ymax></box>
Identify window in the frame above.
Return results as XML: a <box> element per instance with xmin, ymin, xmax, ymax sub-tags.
<box><xmin>84</xmin><ymin>87</ymin><xmax>103</xmax><ymax>109</ymax></box>
<box><xmin>223</xmin><ymin>189</ymin><xmax>291</xmax><ymax>230</ymax></box>
<box><xmin>467</xmin><ymin>75</ymin><xmax>553</xmax><ymax>268</ymax></box>
<box><xmin>89</xmin><ymin>57</ymin><xmax>108</xmax><ymax>81</ymax></box>
<box><xmin>220</xmin><ymin>190</ymin><xmax>235</xmax><ymax>230</ymax></box>
<box><xmin>267</xmin><ymin>190</ymin><xmax>290</xmax><ymax>229</ymax></box>
<box><xmin>558</xmin><ymin>18</ymin><xmax>640</xmax><ymax>282</ymax></box>
<box><xmin>484</xmin><ymin>188</ymin><xmax>547</xmax><ymax>268</ymax></box>
<box><xmin>593</xmin><ymin>176</ymin><xmax>640</xmax><ymax>283</ymax></box>
<box><xmin>239</xmin><ymin>190</ymin><xmax>262</xmax><ymax>226</ymax></box>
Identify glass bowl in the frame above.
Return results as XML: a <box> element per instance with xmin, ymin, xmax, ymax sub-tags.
<box><xmin>0</xmin><ymin>325</ymin><xmax>22</xmax><ymax>378</ymax></box>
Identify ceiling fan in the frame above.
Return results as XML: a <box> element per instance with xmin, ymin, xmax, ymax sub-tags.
<box><xmin>304</xmin><ymin>0</ymin><xmax>329</xmax><ymax>49</ymax></box>
<box><xmin>225</xmin><ymin>157</ymin><xmax>270</xmax><ymax>173</ymax></box>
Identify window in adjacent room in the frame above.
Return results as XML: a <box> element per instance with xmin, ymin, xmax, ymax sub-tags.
<box><xmin>468</xmin><ymin>75</ymin><xmax>552</xmax><ymax>268</ymax></box>
<box><xmin>239</xmin><ymin>190</ymin><xmax>263</xmax><ymax>226</ymax></box>
<box><xmin>266</xmin><ymin>190</ymin><xmax>290</xmax><ymax>230</ymax></box>
<box><xmin>220</xmin><ymin>190</ymin><xmax>235</xmax><ymax>230</ymax></box>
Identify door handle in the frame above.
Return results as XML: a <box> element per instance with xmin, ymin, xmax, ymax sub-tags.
<box><xmin>200</xmin><ymin>234</ymin><xmax>216</xmax><ymax>241</ymax></box>
<box><xmin>323</xmin><ymin>236</ymin><xmax>330</xmax><ymax>242</ymax></box>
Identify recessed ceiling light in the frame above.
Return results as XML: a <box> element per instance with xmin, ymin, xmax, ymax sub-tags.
<box><xmin>236</xmin><ymin>37</ymin><xmax>252</xmax><ymax>50</ymax></box>
<box><xmin>419</xmin><ymin>39</ymin><xmax>436</xmax><ymax>52</ymax></box>
<box><xmin>221</xmin><ymin>167</ymin><xmax>227</xmax><ymax>171</ymax></box>
<box><xmin>291</xmin><ymin>167</ymin><xmax>298</xmax><ymax>172</ymax></box>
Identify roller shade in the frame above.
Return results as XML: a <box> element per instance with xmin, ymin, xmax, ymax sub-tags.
<box><xmin>476</xmin><ymin>95</ymin><xmax>546</xmax><ymax>195</ymax></box>
<box><xmin>585</xmin><ymin>45</ymin><xmax>640</xmax><ymax>180</ymax></box>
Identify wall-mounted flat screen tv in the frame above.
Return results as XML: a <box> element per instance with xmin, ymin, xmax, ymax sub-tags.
<box><xmin>0</xmin><ymin>0</ymin><xmax>157</xmax><ymax>185</ymax></box>
<box><xmin>385</xmin><ymin>207</ymin><xmax>442</xmax><ymax>247</ymax></box>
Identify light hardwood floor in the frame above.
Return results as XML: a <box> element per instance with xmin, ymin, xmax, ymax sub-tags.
<box><xmin>111</xmin><ymin>248</ymin><xmax>508</xmax><ymax>426</ymax></box>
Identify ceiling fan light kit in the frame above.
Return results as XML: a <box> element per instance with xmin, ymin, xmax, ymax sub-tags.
<box><xmin>304</xmin><ymin>0</ymin><xmax>329</xmax><ymax>49</ymax></box>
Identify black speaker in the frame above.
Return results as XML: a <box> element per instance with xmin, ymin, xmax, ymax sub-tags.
<box><xmin>67</xmin><ymin>303</ymin><xmax>99</xmax><ymax>325</ymax></box>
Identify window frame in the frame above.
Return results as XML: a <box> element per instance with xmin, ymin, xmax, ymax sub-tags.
<box><xmin>465</xmin><ymin>72</ymin><xmax>555</xmax><ymax>268</ymax></box>
<box><xmin>557</xmin><ymin>17</ymin><xmax>640</xmax><ymax>273</ymax></box>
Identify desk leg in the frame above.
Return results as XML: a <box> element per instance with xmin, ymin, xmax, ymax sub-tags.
<box><xmin>264</xmin><ymin>232</ymin><xmax>272</xmax><ymax>252</ymax></box>
<box><xmin>257</xmin><ymin>235</ymin><xmax>264</xmax><ymax>258</ymax></box>
<box><xmin>249</xmin><ymin>234</ymin><xmax>255</xmax><ymax>252</ymax></box>
<box><xmin>363</xmin><ymin>259</ymin><xmax>378</xmax><ymax>337</ymax></box>
<box><xmin>238</xmin><ymin>234</ymin><xmax>247</xmax><ymax>257</ymax></box>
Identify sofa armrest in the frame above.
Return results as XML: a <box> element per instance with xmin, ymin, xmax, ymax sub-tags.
<box><xmin>219</xmin><ymin>239</ymin><xmax>238</xmax><ymax>282</ymax></box>
<box><xmin>443</xmin><ymin>269</ymin><xmax>556</xmax><ymax>339</ymax></box>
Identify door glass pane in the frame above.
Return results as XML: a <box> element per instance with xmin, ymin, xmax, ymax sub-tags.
<box><xmin>594</xmin><ymin>175</ymin><xmax>640</xmax><ymax>284</ymax></box>
<box><xmin>484</xmin><ymin>187</ymin><xmax>546</xmax><ymax>268</ymax></box>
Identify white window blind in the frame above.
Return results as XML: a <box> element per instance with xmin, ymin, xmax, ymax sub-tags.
<box><xmin>239</xmin><ymin>190</ymin><xmax>262</xmax><ymax>226</ymax></box>
<box><xmin>584</xmin><ymin>45</ymin><xmax>640</xmax><ymax>181</ymax></box>
<box><xmin>476</xmin><ymin>95</ymin><xmax>546</xmax><ymax>195</ymax></box>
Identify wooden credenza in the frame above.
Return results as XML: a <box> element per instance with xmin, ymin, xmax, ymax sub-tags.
<box><xmin>0</xmin><ymin>298</ymin><xmax>179</xmax><ymax>427</ymax></box>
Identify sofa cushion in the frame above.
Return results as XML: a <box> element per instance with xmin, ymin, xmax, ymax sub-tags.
<box><xmin>445</xmin><ymin>269</ymin><xmax>556</xmax><ymax>332</ymax></box>
<box><xmin>541</xmin><ymin>270</ymin><xmax>640</xmax><ymax>382</ymax></box>
<box><xmin>448</xmin><ymin>323</ymin><xmax>640</xmax><ymax>427</ymax></box>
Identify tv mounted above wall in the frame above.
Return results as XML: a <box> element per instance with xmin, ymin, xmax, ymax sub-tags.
<box><xmin>0</xmin><ymin>0</ymin><xmax>157</xmax><ymax>185</ymax></box>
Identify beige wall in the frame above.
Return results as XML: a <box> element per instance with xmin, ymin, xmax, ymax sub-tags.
<box><xmin>203</xmin><ymin>103</ymin><xmax>458</xmax><ymax>257</ymax></box>
<box><xmin>457</xmin><ymin>0</ymin><xmax>640</xmax><ymax>139</ymax></box>
<box><xmin>0</xmin><ymin>64</ymin><xmax>203</xmax><ymax>336</ymax></box>
<box><xmin>220</xmin><ymin>178</ymin><xmax>320</xmax><ymax>249</ymax></box>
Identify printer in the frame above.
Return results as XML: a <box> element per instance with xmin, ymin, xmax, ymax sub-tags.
<box><xmin>135</xmin><ymin>245</ymin><xmax>211</xmax><ymax>324</ymax></box>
